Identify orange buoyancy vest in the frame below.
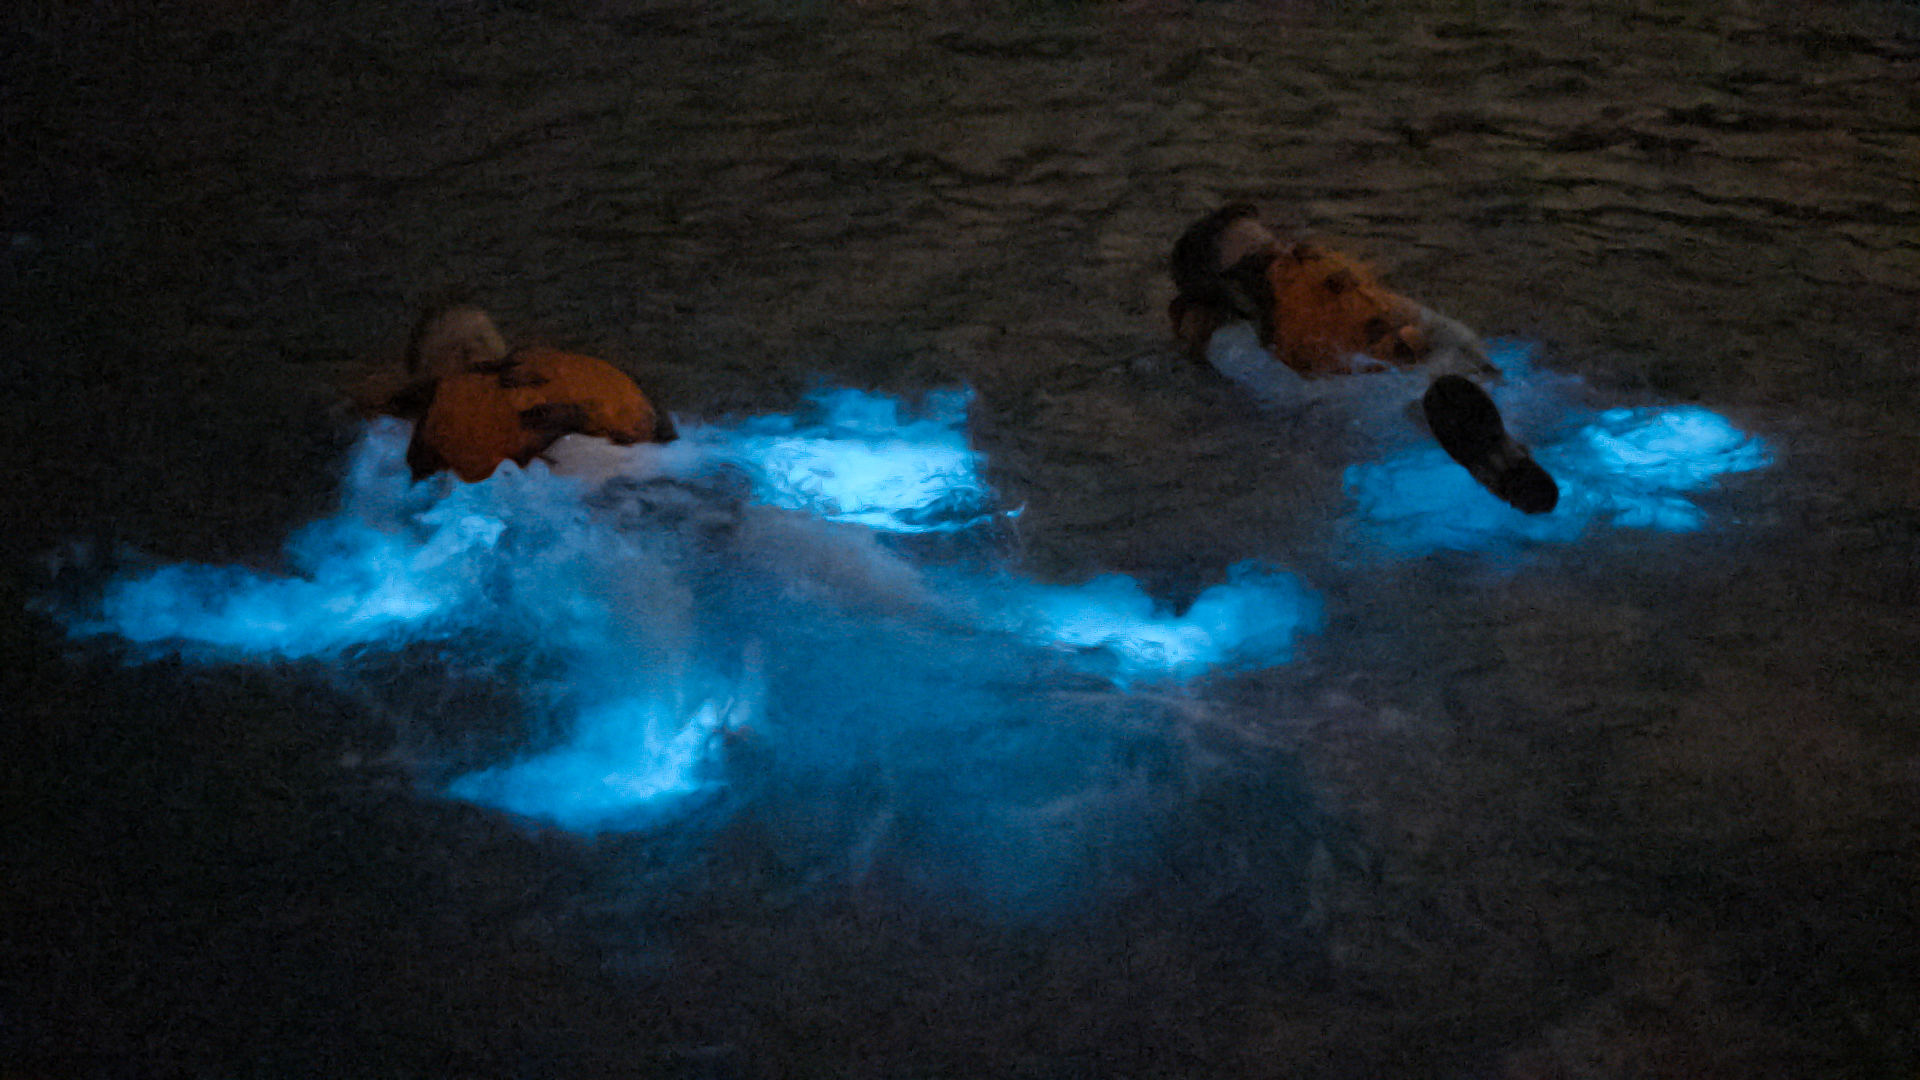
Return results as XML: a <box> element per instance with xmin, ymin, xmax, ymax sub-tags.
<box><xmin>1262</xmin><ymin>244</ymin><xmax>1429</xmax><ymax>377</ymax></box>
<box><xmin>407</xmin><ymin>347</ymin><xmax>666</xmax><ymax>482</ymax></box>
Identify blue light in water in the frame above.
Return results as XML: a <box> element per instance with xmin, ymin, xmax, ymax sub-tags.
<box><xmin>998</xmin><ymin>563</ymin><xmax>1322</xmax><ymax>684</ymax></box>
<box><xmin>87</xmin><ymin>431</ymin><xmax>508</xmax><ymax>656</ymax></box>
<box><xmin>1343</xmin><ymin>347</ymin><xmax>1772</xmax><ymax>555</ymax></box>
<box><xmin>446</xmin><ymin>694</ymin><xmax>741</xmax><ymax>832</ymax></box>
<box><xmin>1580</xmin><ymin>407</ymin><xmax>1773</xmax><ymax>491</ymax></box>
<box><xmin>59</xmin><ymin>397</ymin><xmax>1324</xmax><ymax>850</ymax></box>
<box><xmin>690</xmin><ymin>387</ymin><xmax>1001</xmax><ymax>534</ymax></box>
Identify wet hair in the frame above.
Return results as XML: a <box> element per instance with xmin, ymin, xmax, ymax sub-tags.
<box><xmin>1169</xmin><ymin>203</ymin><xmax>1280</xmax><ymax>359</ymax></box>
<box><xmin>402</xmin><ymin>286</ymin><xmax>481</xmax><ymax>371</ymax></box>
<box><xmin>1170</xmin><ymin>203</ymin><xmax>1276</xmax><ymax>319</ymax></box>
<box><xmin>404</xmin><ymin>298</ymin><xmax>508</xmax><ymax>378</ymax></box>
<box><xmin>1172</xmin><ymin>205</ymin><xmax>1251</xmax><ymax>294</ymax></box>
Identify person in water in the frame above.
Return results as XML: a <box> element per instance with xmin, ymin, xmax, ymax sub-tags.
<box><xmin>361</xmin><ymin>304</ymin><xmax>675</xmax><ymax>483</ymax></box>
<box><xmin>1168</xmin><ymin>203</ymin><xmax>1558</xmax><ymax>515</ymax></box>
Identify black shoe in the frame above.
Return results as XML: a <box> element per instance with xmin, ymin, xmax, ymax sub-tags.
<box><xmin>1422</xmin><ymin>375</ymin><xmax>1559</xmax><ymax>515</ymax></box>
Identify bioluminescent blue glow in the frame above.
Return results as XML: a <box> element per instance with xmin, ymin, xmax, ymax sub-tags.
<box><xmin>84</xmin><ymin>423</ymin><xmax>503</xmax><ymax>657</ymax></box>
<box><xmin>684</xmin><ymin>387</ymin><xmax>1002</xmax><ymax>534</ymax></box>
<box><xmin>1341</xmin><ymin>344</ymin><xmax>1772</xmax><ymax>555</ymax></box>
<box><xmin>56</xmin><ymin>392</ymin><xmax>1321</xmax><ymax>894</ymax></box>
<box><xmin>446</xmin><ymin>693</ymin><xmax>743</xmax><ymax>832</ymax></box>
<box><xmin>1578</xmin><ymin>406</ymin><xmax>1773</xmax><ymax>495</ymax></box>
<box><xmin>994</xmin><ymin>563</ymin><xmax>1321</xmax><ymax>685</ymax></box>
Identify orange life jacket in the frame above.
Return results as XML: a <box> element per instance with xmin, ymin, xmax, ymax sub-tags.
<box><xmin>405</xmin><ymin>347</ymin><xmax>667</xmax><ymax>482</ymax></box>
<box><xmin>1261</xmin><ymin>244</ymin><xmax>1428</xmax><ymax>377</ymax></box>
<box><xmin>1169</xmin><ymin>242</ymin><xmax>1433</xmax><ymax>377</ymax></box>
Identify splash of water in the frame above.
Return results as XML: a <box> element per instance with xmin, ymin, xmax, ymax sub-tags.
<box><xmin>87</xmin><ymin>421</ymin><xmax>499</xmax><ymax>656</ymax></box>
<box><xmin>1342</xmin><ymin>343</ymin><xmax>1772</xmax><ymax>555</ymax></box>
<box><xmin>446</xmin><ymin>693</ymin><xmax>745</xmax><ymax>833</ymax></box>
<box><xmin>51</xmin><ymin>350</ymin><xmax>1766</xmax><ymax>906</ymax></box>
<box><xmin>59</xmin><ymin>394</ymin><xmax>1321</xmax><ymax>861</ymax></box>
<box><xmin>991</xmin><ymin>564</ymin><xmax>1321</xmax><ymax>685</ymax></box>
<box><xmin>684</xmin><ymin>387</ymin><xmax>1002</xmax><ymax>534</ymax></box>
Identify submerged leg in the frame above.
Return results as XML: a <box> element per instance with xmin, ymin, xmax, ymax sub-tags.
<box><xmin>1422</xmin><ymin>375</ymin><xmax>1559</xmax><ymax>514</ymax></box>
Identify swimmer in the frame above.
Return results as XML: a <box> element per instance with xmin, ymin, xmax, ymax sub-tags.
<box><xmin>355</xmin><ymin>305</ymin><xmax>951</xmax><ymax>622</ymax></box>
<box><xmin>1168</xmin><ymin>204</ymin><xmax>1558</xmax><ymax>515</ymax></box>
<box><xmin>360</xmin><ymin>304</ymin><xmax>676</xmax><ymax>483</ymax></box>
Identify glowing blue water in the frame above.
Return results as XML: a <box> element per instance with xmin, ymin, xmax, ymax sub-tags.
<box><xmin>1343</xmin><ymin>344</ymin><xmax>1772</xmax><ymax>555</ymax></box>
<box><xmin>446</xmin><ymin>694</ymin><xmax>742</xmax><ymax>832</ymax></box>
<box><xmin>90</xmin><ymin>425</ymin><xmax>502</xmax><ymax>657</ymax></box>
<box><xmin>685</xmin><ymin>387</ymin><xmax>1002</xmax><ymax>534</ymax></box>
<box><xmin>64</xmin><ymin>398</ymin><xmax>1320</xmax><ymax>853</ymax></box>
<box><xmin>994</xmin><ymin>564</ymin><xmax>1321</xmax><ymax>685</ymax></box>
<box><xmin>53</xmin><ymin>356</ymin><xmax>1770</xmax><ymax>902</ymax></box>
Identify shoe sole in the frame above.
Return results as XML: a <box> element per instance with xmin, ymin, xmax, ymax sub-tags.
<box><xmin>1422</xmin><ymin>375</ymin><xmax>1559</xmax><ymax>515</ymax></box>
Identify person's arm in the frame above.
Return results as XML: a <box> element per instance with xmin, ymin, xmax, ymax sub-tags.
<box><xmin>1205</xmin><ymin>322</ymin><xmax>1309</xmax><ymax>410</ymax></box>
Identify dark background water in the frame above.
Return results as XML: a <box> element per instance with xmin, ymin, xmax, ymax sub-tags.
<box><xmin>3</xmin><ymin>0</ymin><xmax>1917</xmax><ymax>1076</ymax></box>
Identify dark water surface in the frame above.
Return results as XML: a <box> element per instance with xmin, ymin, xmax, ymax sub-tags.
<box><xmin>4</xmin><ymin>0</ymin><xmax>1917</xmax><ymax>1076</ymax></box>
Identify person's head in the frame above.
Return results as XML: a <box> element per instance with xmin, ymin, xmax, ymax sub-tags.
<box><xmin>1169</xmin><ymin>204</ymin><xmax>1286</xmax><ymax>360</ymax></box>
<box><xmin>405</xmin><ymin>304</ymin><xmax>509</xmax><ymax>380</ymax></box>
<box><xmin>1170</xmin><ymin>203</ymin><xmax>1278</xmax><ymax>311</ymax></box>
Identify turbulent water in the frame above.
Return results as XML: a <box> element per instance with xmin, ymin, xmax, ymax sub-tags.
<box><xmin>6</xmin><ymin>0</ymin><xmax>1914</xmax><ymax>1074</ymax></box>
<box><xmin>61</xmin><ymin>391</ymin><xmax>1327</xmax><ymax>909</ymax></box>
<box><xmin>61</xmin><ymin>362</ymin><xmax>1766</xmax><ymax>914</ymax></box>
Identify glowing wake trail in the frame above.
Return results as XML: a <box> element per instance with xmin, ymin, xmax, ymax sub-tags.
<box><xmin>61</xmin><ymin>393</ymin><xmax>1323</xmax><ymax>837</ymax></box>
<box><xmin>1343</xmin><ymin>343</ymin><xmax>1772</xmax><ymax>555</ymax></box>
<box><xmin>446</xmin><ymin>695</ymin><xmax>743</xmax><ymax>832</ymax></box>
<box><xmin>89</xmin><ymin>425</ymin><xmax>506</xmax><ymax>657</ymax></box>
<box><xmin>684</xmin><ymin>387</ymin><xmax>1002</xmax><ymax>534</ymax></box>
<box><xmin>59</xmin><ymin>357</ymin><xmax>1772</xmax><ymax>840</ymax></box>
<box><xmin>998</xmin><ymin>564</ymin><xmax>1321</xmax><ymax>685</ymax></box>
